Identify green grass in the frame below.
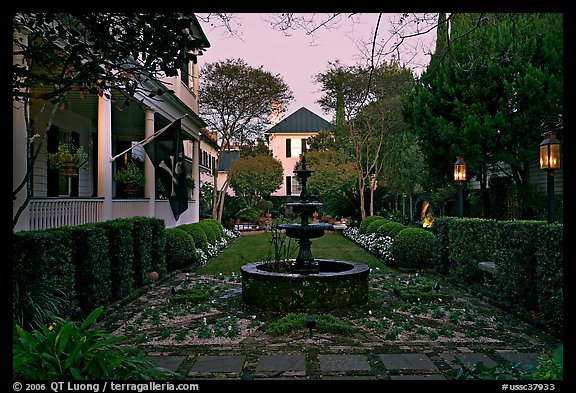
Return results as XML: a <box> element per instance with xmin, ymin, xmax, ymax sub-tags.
<box><xmin>197</xmin><ymin>231</ymin><xmax>391</xmax><ymax>274</ymax></box>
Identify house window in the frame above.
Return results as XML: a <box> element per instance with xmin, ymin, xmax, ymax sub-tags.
<box><xmin>286</xmin><ymin>176</ymin><xmax>301</xmax><ymax>196</ymax></box>
<box><xmin>301</xmin><ymin>138</ymin><xmax>308</xmax><ymax>154</ymax></box>
<box><xmin>286</xmin><ymin>176</ymin><xmax>291</xmax><ymax>196</ymax></box>
<box><xmin>286</xmin><ymin>137</ymin><xmax>308</xmax><ymax>158</ymax></box>
<box><xmin>291</xmin><ymin>176</ymin><xmax>302</xmax><ymax>195</ymax></box>
<box><xmin>181</xmin><ymin>62</ymin><xmax>190</xmax><ymax>88</ymax></box>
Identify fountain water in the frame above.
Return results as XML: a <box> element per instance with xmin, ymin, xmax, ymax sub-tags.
<box><xmin>240</xmin><ymin>153</ymin><xmax>370</xmax><ymax>312</ymax></box>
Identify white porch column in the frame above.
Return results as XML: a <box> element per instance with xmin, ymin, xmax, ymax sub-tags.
<box><xmin>97</xmin><ymin>92</ymin><xmax>113</xmax><ymax>221</ymax></box>
<box><xmin>144</xmin><ymin>109</ymin><xmax>155</xmax><ymax>217</ymax></box>
<box><xmin>13</xmin><ymin>34</ymin><xmax>30</xmax><ymax>231</ymax></box>
<box><xmin>192</xmin><ymin>138</ymin><xmax>200</xmax><ymax>222</ymax></box>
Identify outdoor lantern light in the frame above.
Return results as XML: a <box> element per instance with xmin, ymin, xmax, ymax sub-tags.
<box><xmin>454</xmin><ymin>156</ymin><xmax>467</xmax><ymax>182</ymax></box>
<box><xmin>539</xmin><ymin>132</ymin><xmax>561</xmax><ymax>170</ymax></box>
<box><xmin>454</xmin><ymin>156</ymin><xmax>466</xmax><ymax>217</ymax></box>
<box><xmin>539</xmin><ymin>132</ymin><xmax>561</xmax><ymax>224</ymax></box>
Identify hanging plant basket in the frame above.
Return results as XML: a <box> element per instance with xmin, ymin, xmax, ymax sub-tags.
<box><xmin>123</xmin><ymin>180</ymin><xmax>138</xmax><ymax>195</ymax></box>
<box><xmin>62</xmin><ymin>161</ymin><xmax>79</xmax><ymax>177</ymax></box>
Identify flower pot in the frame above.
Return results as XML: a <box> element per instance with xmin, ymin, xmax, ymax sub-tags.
<box><xmin>63</xmin><ymin>162</ymin><xmax>79</xmax><ymax>177</ymax></box>
<box><xmin>123</xmin><ymin>181</ymin><xmax>137</xmax><ymax>195</ymax></box>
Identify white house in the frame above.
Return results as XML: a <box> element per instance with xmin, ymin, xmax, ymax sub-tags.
<box><xmin>266</xmin><ymin>107</ymin><xmax>334</xmax><ymax>196</ymax></box>
<box><xmin>13</xmin><ymin>14</ymin><xmax>212</xmax><ymax>231</ymax></box>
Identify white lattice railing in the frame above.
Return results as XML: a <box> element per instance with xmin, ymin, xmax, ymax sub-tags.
<box><xmin>28</xmin><ymin>198</ymin><xmax>103</xmax><ymax>230</ymax></box>
<box><xmin>27</xmin><ymin>198</ymin><xmax>195</xmax><ymax>231</ymax></box>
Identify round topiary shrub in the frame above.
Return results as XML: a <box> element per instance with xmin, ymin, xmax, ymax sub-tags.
<box><xmin>366</xmin><ymin>218</ymin><xmax>391</xmax><ymax>234</ymax></box>
<box><xmin>178</xmin><ymin>223</ymin><xmax>209</xmax><ymax>252</ymax></box>
<box><xmin>196</xmin><ymin>221</ymin><xmax>217</xmax><ymax>245</ymax></box>
<box><xmin>201</xmin><ymin>218</ymin><xmax>224</xmax><ymax>238</ymax></box>
<box><xmin>359</xmin><ymin>215</ymin><xmax>384</xmax><ymax>234</ymax></box>
<box><xmin>164</xmin><ymin>228</ymin><xmax>197</xmax><ymax>270</ymax></box>
<box><xmin>377</xmin><ymin>222</ymin><xmax>406</xmax><ymax>239</ymax></box>
<box><xmin>390</xmin><ymin>228</ymin><xmax>438</xmax><ymax>269</ymax></box>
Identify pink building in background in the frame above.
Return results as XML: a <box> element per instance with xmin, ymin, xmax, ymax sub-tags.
<box><xmin>266</xmin><ymin>107</ymin><xmax>333</xmax><ymax>197</ymax></box>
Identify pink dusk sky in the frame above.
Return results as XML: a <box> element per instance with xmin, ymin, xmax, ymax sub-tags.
<box><xmin>197</xmin><ymin>13</ymin><xmax>436</xmax><ymax>122</ymax></box>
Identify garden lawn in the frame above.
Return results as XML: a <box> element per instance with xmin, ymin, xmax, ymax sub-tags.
<box><xmin>197</xmin><ymin>231</ymin><xmax>391</xmax><ymax>274</ymax></box>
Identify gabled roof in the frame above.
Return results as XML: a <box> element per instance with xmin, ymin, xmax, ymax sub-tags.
<box><xmin>265</xmin><ymin>107</ymin><xmax>333</xmax><ymax>134</ymax></box>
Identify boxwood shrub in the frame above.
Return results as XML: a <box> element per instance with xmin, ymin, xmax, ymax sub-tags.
<box><xmin>359</xmin><ymin>215</ymin><xmax>384</xmax><ymax>234</ymax></box>
<box><xmin>391</xmin><ymin>227</ymin><xmax>438</xmax><ymax>269</ymax></box>
<box><xmin>178</xmin><ymin>223</ymin><xmax>209</xmax><ymax>252</ymax></box>
<box><xmin>164</xmin><ymin>228</ymin><xmax>197</xmax><ymax>270</ymax></box>
<box><xmin>377</xmin><ymin>221</ymin><xmax>406</xmax><ymax>239</ymax></box>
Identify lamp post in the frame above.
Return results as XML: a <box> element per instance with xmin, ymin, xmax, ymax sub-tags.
<box><xmin>454</xmin><ymin>156</ymin><xmax>467</xmax><ymax>218</ymax></box>
<box><xmin>539</xmin><ymin>132</ymin><xmax>561</xmax><ymax>224</ymax></box>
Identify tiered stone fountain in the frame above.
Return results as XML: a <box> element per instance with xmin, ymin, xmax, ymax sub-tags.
<box><xmin>240</xmin><ymin>153</ymin><xmax>370</xmax><ymax>312</ymax></box>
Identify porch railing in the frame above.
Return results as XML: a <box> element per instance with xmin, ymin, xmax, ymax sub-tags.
<box><xmin>28</xmin><ymin>198</ymin><xmax>103</xmax><ymax>230</ymax></box>
<box><xmin>26</xmin><ymin>198</ymin><xmax>196</xmax><ymax>231</ymax></box>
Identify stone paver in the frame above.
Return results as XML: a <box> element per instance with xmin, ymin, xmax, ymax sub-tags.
<box><xmin>255</xmin><ymin>354</ymin><xmax>307</xmax><ymax>372</ymax></box>
<box><xmin>391</xmin><ymin>374</ymin><xmax>447</xmax><ymax>380</ymax></box>
<box><xmin>188</xmin><ymin>355</ymin><xmax>245</xmax><ymax>373</ymax></box>
<box><xmin>440</xmin><ymin>352</ymin><xmax>498</xmax><ymax>369</ymax></box>
<box><xmin>379</xmin><ymin>353</ymin><xmax>439</xmax><ymax>370</ymax></box>
<box><xmin>498</xmin><ymin>351</ymin><xmax>541</xmax><ymax>368</ymax></box>
<box><xmin>146</xmin><ymin>356</ymin><xmax>186</xmax><ymax>373</ymax></box>
<box><xmin>319</xmin><ymin>354</ymin><xmax>371</xmax><ymax>372</ymax></box>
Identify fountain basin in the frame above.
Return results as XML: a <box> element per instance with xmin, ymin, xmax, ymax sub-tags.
<box><xmin>276</xmin><ymin>223</ymin><xmax>333</xmax><ymax>239</ymax></box>
<box><xmin>240</xmin><ymin>259</ymin><xmax>370</xmax><ymax>312</ymax></box>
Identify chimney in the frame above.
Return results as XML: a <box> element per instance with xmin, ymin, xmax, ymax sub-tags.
<box><xmin>271</xmin><ymin>99</ymin><xmax>281</xmax><ymax>126</ymax></box>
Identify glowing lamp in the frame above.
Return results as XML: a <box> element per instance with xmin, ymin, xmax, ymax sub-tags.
<box><xmin>454</xmin><ymin>156</ymin><xmax>467</xmax><ymax>182</ymax></box>
<box><xmin>539</xmin><ymin>132</ymin><xmax>561</xmax><ymax>170</ymax></box>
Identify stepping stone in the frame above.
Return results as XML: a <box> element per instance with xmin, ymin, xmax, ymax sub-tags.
<box><xmin>189</xmin><ymin>355</ymin><xmax>245</xmax><ymax>373</ymax></box>
<box><xmin>498</xmin><ymin>352</ymin><xmax>541</xmax><ymax>368</ymax></box>
<box><xmin>441</xmin><ymin>353</ymin><xmax>498</xmax><ymax>369</ymax></box>
<box><xmin>391</xmin><ymin>374</ymin><xmax>447</xmax><ymax>380</ymax></box>
<box><xmin>146</xmin><ymin>356</ymin><xmax>185</xmax><ymax>372</ymax></box>
<box><xmin>379</xmin><ymin>353</ymin><xmax>439</xmax><ymax>370</ymax></box>
<box><xmin>255</xmin><ymin>354</ymin><xmax>306</xmax><ymax>372</ymax></box>
<box><xmin>319</xmin><ymin>354</ymin><xmax>371</xmax><ymax>372</ymax></box>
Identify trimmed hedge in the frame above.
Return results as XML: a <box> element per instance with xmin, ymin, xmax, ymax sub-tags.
<box><xmin>391</xmin><ymin>228</ymin><xmax>438</xmax><ymax>269</ymax></box>
<box><xmin>448</xmin><ymin>218</ymin><xmax>500</xmax><ymax>284</ymax></box>
<box><xmin>430</xmin><ymin>216</ymin><xmax>450</xmax><ymax>274</ymax></box>
<box><xmin>535</xmin><ymin>224</ymin><xmax>563</xmax><ymax>336</ymax></box>
<box><xmin>13</xmin><ymin>228</ymin><xmax>76</xmax><ymax>327</ymax></box>
<box><xmin>366</xmin><ymin>218</ymin><xmax>391</xmax><ymax>234</ymax></box>
<box><xmin>377</xmin><ymin>221</ymin><xmax>406</xmax><ymax>239</ymax></box>
<box><xmin>202</xmin><ymin>218</ymin><xmax>224</xmax><ymax>238</ymax></box>
<box><xmin>164</xmin><ymin>228</ymin><xmax>197</xmax><ymax>270</ymax></box>
<box><xmin>13</xmin><ymin>228</ymin><xmax>76</xmax><ymax>298</ymax></box>
<box><xmin>359</xmin><ymin>215</ymin><xmax>384</xmax><ymax>234</ymax></box>
<box><xmin>494</xmin><ymin>221</ymin><xmax>547</xmax><ymax>311</ymax></box>
<box><xmin>131</xmin><ymin>217</ymin><xmax>154</xmax><ymax>288</ymax></box>
<box><xmin>178</xmin><ymin>223</ymin><xmax>209</xmax><ymax>252</ymax></box>
<box><xmin>69</xmin><ymin>225</ymin><xmax>111</xmax><ymax>315</ymax></box>
<box><xmin>148</xmin><ymin>218</ymin><xmax>167</xmax><ymax>278</ymax></box>
<box><xmin>99</xmin><ymin>219</ymin><xmax>135</xmax><ymax>301</ymax></box>
<box><xmin>196</xmin><ymin>220</ymin><xmax>217</xmax><ymax>245</ymax></box>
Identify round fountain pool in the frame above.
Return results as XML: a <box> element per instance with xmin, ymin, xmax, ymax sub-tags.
<box><xmin>240</xmin><ymin>259</ymin><xmax>370</xmax><ymax>312</ymax></box>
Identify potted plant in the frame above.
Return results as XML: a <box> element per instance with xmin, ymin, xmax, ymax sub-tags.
<box><xmin>113</xmin><ymin>161</ymin><xmax>145</xmax><ymax>194</ymax></box>
<box><xmin>47</xmin><ymin>143</ymin><xmax>89</xmax><ymax>177</ymax></box>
